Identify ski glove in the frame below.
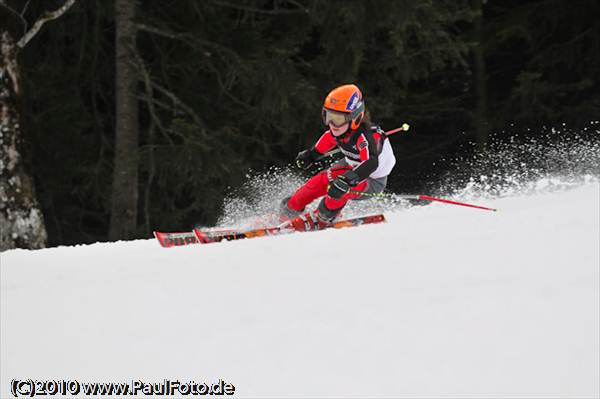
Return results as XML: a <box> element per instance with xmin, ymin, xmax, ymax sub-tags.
<box><xmin>328</xmin><ymin>170</ymin><xmax>361</xmax><ymax>199</ymax></box>
<box><xmin>295</xmin><ymin>149</ymin><xmax>317</xmax><ymax>170</ymax></box>
<box><xmin>328</xmin><ymin>176</ymin><xmax>350</xmax><ymax>199</ymax></box>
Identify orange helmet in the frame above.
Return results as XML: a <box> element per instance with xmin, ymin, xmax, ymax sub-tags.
<box><xmin>322</xmin><ymin>84</ymin><xmax>365</xmax><ymax>130</ymax></box>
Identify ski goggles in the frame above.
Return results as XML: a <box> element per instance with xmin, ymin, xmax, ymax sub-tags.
<box><xmin>322</xmin><ymin>108</ymin><xmax>352</xmax><ymax>127</ymax></box>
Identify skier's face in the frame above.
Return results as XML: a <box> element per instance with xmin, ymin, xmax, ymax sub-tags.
<box><xmin>329</xmin><ymin>122</ymin><xmax>350</xmax><ymax>136</ymax></box>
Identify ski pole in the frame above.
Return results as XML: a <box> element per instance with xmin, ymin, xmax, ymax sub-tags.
<box><xmin>408</xmin><ymin>195</ymin><xmax>497</xmax><ymax>212</ymax></box>
<box><xmin>315</xmin><ymin>123</ymin><xmax>410</xmax><ymax>161</ymax></box>
<box><xmin>349</xmin><ymin>190</ymin><xmax>497</xmax><ymax>212</ymax></box>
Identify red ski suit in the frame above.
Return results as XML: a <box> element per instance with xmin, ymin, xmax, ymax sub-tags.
<box><xmin>288</xmin><ymin>124</ymin><xmax>395</xmax><ymax>213</ymax></box>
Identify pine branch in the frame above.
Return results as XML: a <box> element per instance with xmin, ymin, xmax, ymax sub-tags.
<box><xmin>136</xmin><ymin>23</ymin><xmax>193</xmax><ymax>41</ymax></box>
<box><xmin>16</xmin><ymin>0</ymin><xmax>77</xmax><ymax>48</ymax></box>
<box><xmin>149</xmin><ymin>81</ymin><xmax>207</xmax><ymax>131</ymax></box>
<box><xmin>208</xmin><ymin>0</ymin><xmax>308</xmax><ymax>15</ymax></box>
<box><xmin>0</xmin><ymin>0</ymin><xmax>28</xmax><ymax>36</ymax></box>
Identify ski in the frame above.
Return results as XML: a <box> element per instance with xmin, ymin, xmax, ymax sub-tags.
<box><xmin>154</xmin><ymin>214</ymin><xmax>386</xmax><ymax>248</ymax></box>
<box><xmin>194</xmin><ymin>214</ymin><xmax>386</xmax><ymax>244</ymax></box>
<box><xmin>153</xmin><ymin>231</ymin><xmax>198</xmax><ymax>248</ymax></box>
<box><xmin>153</xmin><ymin>228</ymin><xmax>238</xmax><ymax>248</ymax></box>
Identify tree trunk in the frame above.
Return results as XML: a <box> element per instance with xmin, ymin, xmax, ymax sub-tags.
<box><xmin>472</xmin><ymin>0</ymin><xmax>488</xmax><ymax>150</ymax></box>
<box><xmin>109</xmin><ymin>0</ymin><xmax>139</xmax><ymax>240</ymax></box>
<box><xmin>0</xmin><ymin>31</ymin><xmax>48</xmax><ymax>250</ymax></box>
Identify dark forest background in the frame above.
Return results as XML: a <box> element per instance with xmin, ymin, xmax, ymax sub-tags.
<box><xmin>1</xmin><ymin>0</ymin><xmax>599</xmax><ymax>247</ymax></box>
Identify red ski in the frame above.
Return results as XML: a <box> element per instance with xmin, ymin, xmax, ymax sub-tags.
<box><xmin>153</xmin><ymin>228</ymin><xmax>238</xmax><ymax>248</ymax></box>
<box><xmin>153</xmin><ymin>214</ymin><xmax>385</xmax><ymax>248</ymax></box>
<box><xmin>194</xmin><ymin>214</ymin><xmax>385</xmax><ymax>244</ymax></box>
<box><xmin>153</xmin><ymin>231</ymin><xmax>198</xmax><ymax>248</ymax></box>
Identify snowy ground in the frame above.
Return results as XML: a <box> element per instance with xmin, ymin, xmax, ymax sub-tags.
<box><xmin>1</xmin><ymin>181</ymin><xmax>599</xmax><ymax>398</ymax></box>
<box><xmin>0</xmin><ymin>181</ymin><xmax>600</xmax><ymax>398</ymax></box>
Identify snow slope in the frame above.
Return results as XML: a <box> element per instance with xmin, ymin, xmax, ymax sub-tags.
<box><xmin>1</xmin><ymin>181</ymin><xmax>599</xmax><ymax>398</ymax></box>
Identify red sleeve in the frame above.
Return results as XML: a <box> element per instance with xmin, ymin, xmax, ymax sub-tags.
<box><xmin>314</xmin><ymin>130</ymin><xmax>337</xmax><ymax>154</ymax></box>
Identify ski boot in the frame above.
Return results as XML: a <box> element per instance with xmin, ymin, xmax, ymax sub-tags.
<box><xmin>289</xmin><ymin>199</ymin><xmax>341</xmax><ymax>232</ymax></box>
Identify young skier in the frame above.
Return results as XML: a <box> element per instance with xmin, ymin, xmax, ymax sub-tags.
<box><xmin>281</xmin><ymin>84</ymin><xmax>396</xmax><ymax>231</ymax></box>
